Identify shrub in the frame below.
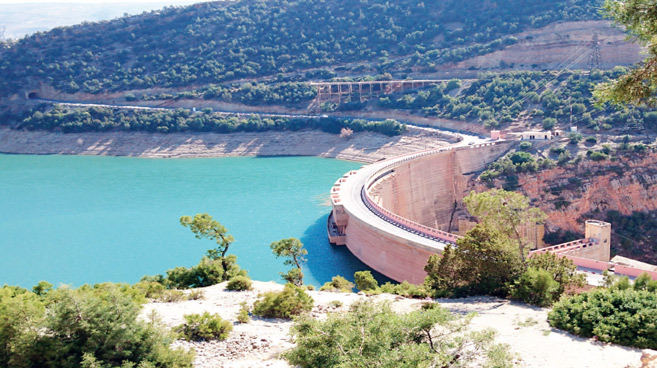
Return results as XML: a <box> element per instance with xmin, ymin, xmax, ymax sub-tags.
<box><xmin>175</xmin><ymin>312</ymin><xmax>232</xmax><ymax>341</ymax></box>
<box><xmin>511</xmin><ymin>267</ymin><xmax>559</xmax><ymax>307</ymax></box>
<box><xmin>157</xmin><ymin>289</ymin><xmax>187</xmax><ymax>303</ymax></box>
<box><xmin>542</xmin><ymin>118</ymin><xmax>556</xmax><ymax>130</ymax></box>
<box><xmin>519</xmin><ymin>141</ymin><xmax>532</xmax><ymax>151</ymax></box>
<box><xmin>585</xmin><ymin>136</ymin><xmax>597</xmax><ymax>144</ymax></box>
<box><xmin>237</xmin><ymin>302</ymin><xmax>250</xmax><ymax>323</ymax></box>
<box><xmin>320</xmin><ymin>275</ymin><xmax>354</xmax><ymax>292</ymax></box>
<box><xmin>252</xmin><ymin>284</ymin><xmax>314</xmax><ymax>319</ymax></box>
<box><xmin>380</xmin><ymin>281</ymin><xmax>430</xmax><ymax>298</ymax></box>
<box><xmin>328</xmin><ymin>300</ymin><xmax>343</xmax><ymax>308</ymax></box>
<box><xmin>354</xmin><ymin>271</ymin><xmax>379</xmax><ymax>292</ymax></box>
<box><xmin>0</xmin><ymin>285</ymin><xmax>194</xmax><ymax>367</ymax></box>
<box><xmin>588</xmin><ymin>151</ymin><xmax>608</xmax><ymax>161</ymax></box>
<box><xmin>568</xmin><ymin>132</ymin><xmax>582</xmax><ymax>145</ymax></box>
<box><xmin>226</xmin><ymin>275</ymin><xmax>253</xmax><ymax>291</ymax></box>
<box><xmin>284</xmin><ymin>301</ymin><xmax>512</xmax><ymax>368</ymax></box>
<box><xmin>548</xmin><ymin>288</ymin><xmax>657</xmax><ymax>348</ymax></box>
<box><xmin>187</xmin><ymin>289</ymin><xmax>205</xmax><ymax>300</ymax></box>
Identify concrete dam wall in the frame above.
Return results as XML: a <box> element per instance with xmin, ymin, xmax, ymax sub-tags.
<box><xmin>329</xmin><ymin>140</ymin><xmax>515</xmax><ymax>283</ymax></box>
<box><xmin>371</xmin><ymin>142</ymin><xmax>513</xmax><ymax>232</ymax></box>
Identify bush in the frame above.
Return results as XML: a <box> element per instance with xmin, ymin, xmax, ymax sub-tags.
<box><xmin>511</xmin><ymin>267</ymin><xmax>559</xmax><ymax>307</ymax></box>
<box><xmin>252</xmin><ymin>284</ymin><xmax>314</xmax><ymax>319</ymax></box>
<box><xmin>226</xmin><ymin>275</ymin><xmax>253</xmax><ymax>291</ymax></box>
<box><xmin>519</xmin><ymin>141</ymin><xmax>532</xmax><ymax>151</ymax></box>
<box><xmin>284</xmin><ymin>301</ymin><xmax>512</xmax><ymax>368</ymax></box>
<box><xmin>380</xmin><ymin>281</ymin><xmax>430</xmax><ymax>298</ymax></box>
<box><xmin>328</xmin><ymin>300</ymin><xmax>343</xmax><ymax>308</ymax></box>
<box><xmin>548</xmin><ymin>288</ymin><xmax>657</xmax><ymax>348</ymax></box>
<box><xmin>157</xmin><ymin>289</ymin><xmax>187</xmax><ymax>303</ymax></box>
<box><xmin>176</xmin><ymin>312</ymin><xmax>232</xmax><ymax>341</ymax></box>
<box><xmin>588</xmin><ymin>151</ymin><xmax>608</xmax><ymax>161</ymax></box>
<box><xmin>0</xmin><ymin>285</ymin><xmax>194</xmax><ymax>367</ymax></box>
<box><xmin>320</xmin><ymin>275</ymin><xmax>355</xmax><ymax>292</ymax></box>
<box><xmin>164</xmin><ymin>255</ymin><xmax>246</xmax><ymax>289</ymax></box>
<box><xmin>237</xmin><ymin>302</ymin><xmax>250</xmax><ymax>323</ymax></box>
<box><xmin>187</xmin><ymin>289</ymin><xmax>205</xmax><ymax>300</ymax></box>
<box><xmin>354</xmin><ymin>271</ymin><xmax>379</xmax><ymax>292</ymax></box>
<box><xmin>568</xmin><ymin>132</ymin><xmax>582</xmax><ymax>145</ymax></box>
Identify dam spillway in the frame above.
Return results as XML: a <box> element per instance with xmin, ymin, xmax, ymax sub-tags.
<box><xmin>329</xmin><ymin>140</ymin><xmax>515</xmax><ymax>283</ymax></box>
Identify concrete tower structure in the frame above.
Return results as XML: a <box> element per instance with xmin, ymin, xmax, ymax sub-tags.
<box><xmin>584</xmin><ymin>220</ymin><xmax>611</xmax><ymax>262</ymax></box>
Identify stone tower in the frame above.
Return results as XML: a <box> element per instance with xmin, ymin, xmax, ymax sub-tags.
<box><xmin>585</xmin><ymin>220</ymin><xmax>611</xmax><ymax>262</ymax></box>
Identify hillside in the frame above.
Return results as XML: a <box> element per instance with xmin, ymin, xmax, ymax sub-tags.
<box><xmin>0</xmin><ymin>0</ymin><xmax>602</xmax><ymax>99</ymax></box>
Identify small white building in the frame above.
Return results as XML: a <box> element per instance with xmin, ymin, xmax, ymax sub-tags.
<box><xmin>516</xmin><ymin>131</ymin><xmax>552</xmax><ymax>140</ymax></box>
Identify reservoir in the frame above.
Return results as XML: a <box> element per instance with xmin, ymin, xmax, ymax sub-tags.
<box><xmin>0</xmin><ymin>154</ymin><xmax>375</xmax><ymax>288</ymax></box>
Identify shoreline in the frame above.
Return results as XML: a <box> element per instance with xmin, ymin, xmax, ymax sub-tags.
<box><xmin>0</xmin><ymin>126</ymin><xmax>460</xmax><ymax>163</ymax></box>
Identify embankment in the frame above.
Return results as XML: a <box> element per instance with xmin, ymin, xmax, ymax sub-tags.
<box><xmin>0</xmin><ymin>125</ymin><xmax>459</xmax><ymax>163</ymax></box>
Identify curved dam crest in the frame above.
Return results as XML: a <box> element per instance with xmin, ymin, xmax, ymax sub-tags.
<box><xmin>330</xmin><ymin>140</ymin><xmax>516</xmax><ymax>283</ymax></box>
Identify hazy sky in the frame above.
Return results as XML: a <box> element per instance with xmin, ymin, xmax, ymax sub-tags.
<box><xmin>0</xmin><ymin>0</ymin><xmax>210</xmax><ymax>38</ymax></box>
<box><xmin>0</xmin><ymin>1</ymin><xmax>202</xmax><ymax>3</ymax></box>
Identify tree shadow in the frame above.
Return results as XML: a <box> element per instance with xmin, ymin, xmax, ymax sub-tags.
<box><xmin>300</xmin><ymin>214</ymin><xmax>393</xmax><ymax>287</ymax></box>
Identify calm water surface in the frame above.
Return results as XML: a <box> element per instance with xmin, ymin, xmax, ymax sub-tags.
<box><xmin>0</xmin><ymin>154</ymin><xmax>381</xmax><ymax>288</ymax></box>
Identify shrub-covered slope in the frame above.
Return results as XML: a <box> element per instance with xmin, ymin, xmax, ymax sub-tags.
<box><xmin>0</xmin><ymin>0</ymin><xmax>601</xmax><ymax>96</ymax></box>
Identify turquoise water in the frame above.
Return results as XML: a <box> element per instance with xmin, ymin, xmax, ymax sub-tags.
<box><xmin>0</xmin><ymin>154</ymin><xmax>380</xmax><ymax>288</ymax></box>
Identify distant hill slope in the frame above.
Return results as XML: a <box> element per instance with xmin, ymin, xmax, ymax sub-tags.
<box><xmin>0</xmin><ymin>0</ymin><xmax>602</xmax><ymax>98</ymax></box>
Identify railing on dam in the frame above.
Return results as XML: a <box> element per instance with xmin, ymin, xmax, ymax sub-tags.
<box><xmin>530</xmin><ymin>238</ymin><xmax>597</xmax><ymax>255</ymax></box>
<box><xmin>357</xmin><ymin>141</ymin><xmax>508</xmax><ymax>245</ymax></box>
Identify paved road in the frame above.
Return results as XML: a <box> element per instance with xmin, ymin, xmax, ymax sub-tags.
<box><xmin>34</xmin><ymin>99</ymin><xmax>323</xmax><ymax>119</ymax></box>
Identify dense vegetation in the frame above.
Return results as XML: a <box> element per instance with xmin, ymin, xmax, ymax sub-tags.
<box><xmin>16</xmin><ymin>105</ymin><xmax>405</xmax><ymax>135</ymax></box>
<box><xmin>0</xmin><ymin>284</ymin><xmax>194</xmax><ymax>368</ymax></box>
<box><xmin>549</xmin><ymin>274</ymin><xmax>657</xmax><ymax>348</ymax></box>
<box><xmin>284</xmin><ymin>300</ymin><xmax>513</xmax><ymax>368</ymax></box>
<box><xmin>424</xmin><ymin>190</ymin><xmax>585</xmax><ymax>306</ymax></box>
<box><xmin>344</xmin><ymin>69</ymin><xmax>657</xmax><ymax>131</ymax></box>
<box><xmin>0</xmin><ymin>0</ymin><xmax>601</xmax><ymax>96</ymax></box>
<box><xmin>141</xmin><ymin>82</ymin><xmax>318</xmax><ymax>107</ymax></box>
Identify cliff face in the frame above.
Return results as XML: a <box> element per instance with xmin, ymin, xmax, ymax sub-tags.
<box><xmin>475</xmin><ymin>151</ymin><xmax>657</xmax><ymax>261</ymax></box>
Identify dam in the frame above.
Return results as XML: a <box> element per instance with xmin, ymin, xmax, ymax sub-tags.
<box><xmin>329</xmin><ymin>139</ymin><xmax>515</xmax><ymax>283</ymax></box>
<box><xmin>329</xmin><ymin>138</ymin><xmax>657</xmax><ymax>283</ymax></box>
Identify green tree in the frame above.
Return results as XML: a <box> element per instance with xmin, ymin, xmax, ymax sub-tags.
<box><xmin>0</xmin><ymin>285</ymin><xmax>193</xmax><ymax>368</ymax></box>
<box><xmin>354</xmin><ymin>271</ymin><xmax>379</xmax><ymax>292</ymax></box>
<box><xmin>595</xmin><ymin>0</ymin><xmax>657</xmax><ymax>106</ymax></box>
<box><xmin>525</xmin><ymin>252</ymin><xmax>586</xmax><ymax>296</ymax></box>
<box><xmin>180</xmin><ymin>213</ymin><xmax>235</xmax><ymax>277</ymax></box>
<box><xmin>284</xmin><ymin>300</ymin><xmax>513</xmax><ymax>368</ymax></box>
<box><xmin>463</xmin><ymin>189</ymin><xmax>546</xmax><ymax>261</ymax></box>
<box><xmin>424</xmin><ymin>223</ymin><xmax>524</xmax><ymax>297</ymax></box>
<box><xmin>270</xmin><ymin>238</ymin><xmax>307</xmax><ymax>286</ymax></box>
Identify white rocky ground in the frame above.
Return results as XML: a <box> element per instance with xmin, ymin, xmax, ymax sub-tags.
<box><xmin>141</xmin><ymin>281</ymin><xmax>644</xmax><ymax>368</ymax></box>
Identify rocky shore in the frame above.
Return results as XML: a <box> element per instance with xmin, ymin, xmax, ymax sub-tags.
<box><xmin>0</xmin><ymin>125</ymin><xmax>459</xmax><ymax>163</ymax></box>
<box><xmin>143</xmin><ymin>281</ymin><xmax>643</xmax><ymax>368</ymax></box>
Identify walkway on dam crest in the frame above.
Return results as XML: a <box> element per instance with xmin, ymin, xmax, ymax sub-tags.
<box><xmin>334</xmin><ymin>134</ymin><xmax>488</xmax><ymax>255</ymax></box>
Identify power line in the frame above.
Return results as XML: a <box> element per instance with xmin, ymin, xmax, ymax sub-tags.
<box><xmin>588</xmin><ymin>33</ymin><xmax>602</xmax><ymax>70</ymax></box>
